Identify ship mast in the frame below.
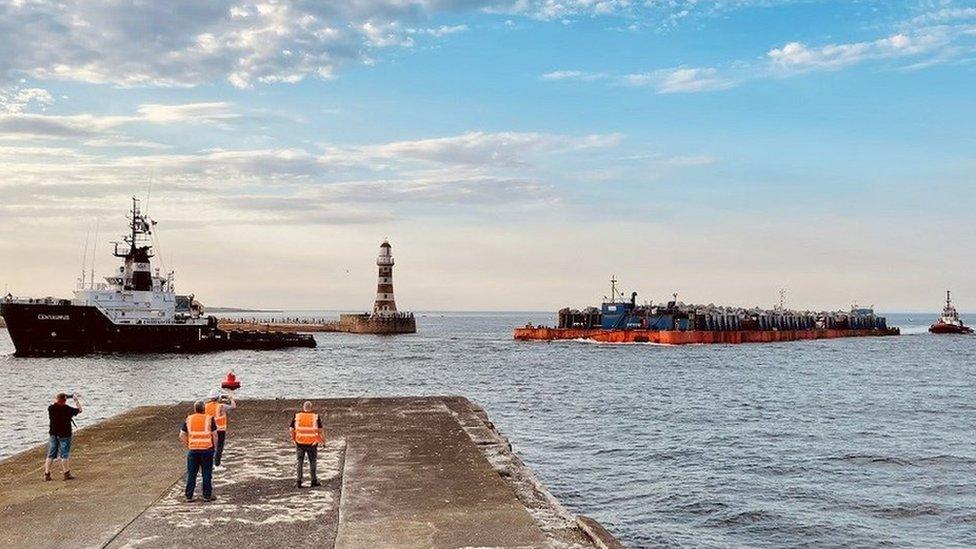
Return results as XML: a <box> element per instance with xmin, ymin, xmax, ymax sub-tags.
<box><xmin>111</xmin><ymin>196</ymin><xmax>156</xmax><ymax>292</ymax></box>
<box><xmin>113</xmin><ymin>197</ymin><xmax>154</xmax><ymax>259</ymax></box>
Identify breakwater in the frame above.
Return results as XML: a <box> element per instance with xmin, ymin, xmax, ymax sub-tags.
<box><xmin>219</xmin><ymin>312</ymin><xmax>416</xmax><ymax>335</ymax></box>
<box><xmin>0</xmin><ymin>396</ymin><xmax>619</xmax><ymax>548</ymax></box>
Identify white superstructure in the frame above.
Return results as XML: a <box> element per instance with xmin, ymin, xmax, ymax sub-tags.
<box><xmin>71</xmin><ymin>197</ymin><xmax>207</xmax><ymax>326</ymax></box>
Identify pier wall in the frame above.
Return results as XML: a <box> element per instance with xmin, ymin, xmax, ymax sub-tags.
<box><xmin>219</xmin><ymin>313</ymin><xmax>416</xmax><ymax>335</ymax></box>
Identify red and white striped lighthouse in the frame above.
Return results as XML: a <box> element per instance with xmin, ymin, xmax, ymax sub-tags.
<box><xmin>373</xmin><ymin>240</ymin><xmax>398</xmax><ymax>315</ymax></box>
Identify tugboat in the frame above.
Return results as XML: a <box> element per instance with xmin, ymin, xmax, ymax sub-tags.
<box><xmin>0</xmin><ymin>198</ymin><xmax>315</xmax><ymax>356</ymax></box>
<box><xmin>929</xmin><ymin>291</ymin><xmax>973</xmax><ymax>335</ymax></box>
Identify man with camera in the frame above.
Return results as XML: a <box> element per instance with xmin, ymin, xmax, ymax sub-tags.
<box><xmin>45</xmin><ymin>393</ymin><xmax>82</xmax><ymax>481</ymax></box>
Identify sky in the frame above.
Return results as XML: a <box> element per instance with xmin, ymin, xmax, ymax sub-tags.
<box><xmin>0</xmin><ymin>0</ymin><xmax>974</xmax><ymax>312</ymax></box>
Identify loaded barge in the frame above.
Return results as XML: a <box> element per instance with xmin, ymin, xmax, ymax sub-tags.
<box><xmin>1</xmin><ymin>198</ymin><xmax>314</xmax><ymax>356</ymax></box>
<box><xmin>515</xmin><ymin>279</ymin><xmax>899</xmax><ymax>345</ymax></box>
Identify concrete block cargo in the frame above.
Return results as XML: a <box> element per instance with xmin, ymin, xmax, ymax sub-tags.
<box><xmin>515</xmin><ymin>278</ymin><xmax>899</xmax><ymax>345</ymax></box>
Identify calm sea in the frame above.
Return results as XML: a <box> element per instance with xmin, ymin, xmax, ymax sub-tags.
<box><xmin>1</xmin><ymin>312</ymin><xmax>974</xmax><ymax>547</ymax></box>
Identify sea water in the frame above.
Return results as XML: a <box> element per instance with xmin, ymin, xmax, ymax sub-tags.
<box><xmin>1</xmin><ymin>312</ymin><xmax>973</xmax><ymax>547</ymax></box>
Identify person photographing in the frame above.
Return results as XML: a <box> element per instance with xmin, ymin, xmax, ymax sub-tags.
<box><xmin>45</xmin><ymin>393</ymin><xmax>82</xmax><ymax>481</ymax></box>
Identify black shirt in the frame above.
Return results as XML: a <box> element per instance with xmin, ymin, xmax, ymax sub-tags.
<box><xmin>48</xmin><ymin>404</ymin><xmax>80</xmax><ymax>437</ymax></box>
<box><xmin>289</xmin><ymin>416</ymin><xmax>323</xmax><ymax>428</ymax></box>
<box><xmin>180</xmin><ymin>418</ymin><xmax>219</xmax><ymax>432</ymax></box>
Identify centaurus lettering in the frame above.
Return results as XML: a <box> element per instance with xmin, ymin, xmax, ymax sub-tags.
<box><xmin>37</xmin><ymin>314</ymin><xmax>70</xmax><ymax>320</ymax></box>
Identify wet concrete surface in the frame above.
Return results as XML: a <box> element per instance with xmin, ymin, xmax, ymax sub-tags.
<box><xmin>0</xmin><ymin>396</ymin><xmax>615</xmax><ymax>548</ymax></box>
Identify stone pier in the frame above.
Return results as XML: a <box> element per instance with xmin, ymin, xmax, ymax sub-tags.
<box><xmin>0</xmin><ymin>396</ymin><xmax>621</xmax><ymax>548</ymax></box>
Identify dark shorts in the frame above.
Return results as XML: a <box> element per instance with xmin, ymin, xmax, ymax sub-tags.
<box><xmin>47</xmin><ymin>436</ymin><xmax>71</xmax><ymax>459</ymax></box>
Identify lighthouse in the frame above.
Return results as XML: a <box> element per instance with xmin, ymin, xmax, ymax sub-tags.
<box><xmin>374</xmin><ymin>240</ymin><xmax>398</xmax><ymax>315</ymax></box>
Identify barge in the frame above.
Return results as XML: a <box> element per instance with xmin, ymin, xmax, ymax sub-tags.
<box><xmin>515</xmin><ymin>278</ymin><xmax>899</xmax><ymax>345</ymax></box>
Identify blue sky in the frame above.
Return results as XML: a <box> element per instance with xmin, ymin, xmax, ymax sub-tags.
<box><xmin>0</xmin><ymin>1</ymin><xmax>974</xmax><ymax>311</ymax></box>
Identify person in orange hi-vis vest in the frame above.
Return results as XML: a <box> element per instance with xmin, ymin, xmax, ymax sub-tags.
<box><xmin>179</xmin><ymin>401</ymin><xmax>219</xmax><ymax>502</ymax></box>
<box><xmin>289</xmin><ymin>401</ymin><xmax>325</xmax><ymax>488</ymax></box>
<box><xmin>204</xmin><ymin>389</ymin><xmax>236</xmax><ymax>468</ymax></box>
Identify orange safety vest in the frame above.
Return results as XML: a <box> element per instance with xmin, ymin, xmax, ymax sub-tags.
<box><xmin>186</xmin><ymin>413</ymin><xmax>214</xmax><ymax>450</ymax></box>
<box><xmin>293</xmin><ymin>412</ymin><xmax>322</xmax><ymax>445</ymax></box>
<box><xmin>205</xmin><ymin>401</ymin><xmax>227</xmax><ymax>431</ymax></box>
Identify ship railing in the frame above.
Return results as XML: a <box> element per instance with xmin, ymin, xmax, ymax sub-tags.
<box><xmin>75</xmin><ymin>282</ymin><xmax>111</xmax><ymax>292</ymax></box>
<box><xmin>2</xmin><ymin>295</ymin><xmax>72</xmax><ymax>306</ymax></box>
<box><xmin>110</xmin><ymin>316</ymin><xmax>204</xmax><ymax>325</ymax></box>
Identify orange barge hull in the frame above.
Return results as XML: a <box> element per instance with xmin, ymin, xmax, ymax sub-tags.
<box><xmin>513</xmin><ymin>327</ymin><xmax>900</xmax><ymax>344</ymax></box>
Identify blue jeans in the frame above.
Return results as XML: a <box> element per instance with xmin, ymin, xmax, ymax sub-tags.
<box><xmin>185</xmin><ymin>449</ymin><xmax>214</xmax><ymax>499</ymax></box>
<box><xmin>215</xmin><ymin>431</ymin><xmax>226</xmax><ymax>466</ymax></box>
<box><xmin>46</xmin><ymin>436</ymin><xmax>71</xmax><ymax>459</ymax></box>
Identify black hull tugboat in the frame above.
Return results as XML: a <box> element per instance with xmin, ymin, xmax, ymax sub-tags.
<box><xmin>1</xmin><ymin>198</ymin><xmax>315</xmax><ymax>357</ymax></box>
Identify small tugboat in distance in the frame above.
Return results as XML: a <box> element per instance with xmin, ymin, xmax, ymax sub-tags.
<box><xmin>1</xmin><ymin>197</ymin><xmax>315</xmax><ymax>356</ymax></box>
<box><xmin>929</xmin><ymin>291</ymin><xmax>973</xmax><ymax>335</ymax></box>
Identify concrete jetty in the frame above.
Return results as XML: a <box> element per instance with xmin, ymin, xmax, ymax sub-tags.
<box><xmin>0</xmin><ymin>396</ymin><xmax>621</xmax><ymax>548</ymax></box>
<box><xmin>218</xmin><ymin>313</ymin><xmax>417</xmax><ymax>335</ymax></box>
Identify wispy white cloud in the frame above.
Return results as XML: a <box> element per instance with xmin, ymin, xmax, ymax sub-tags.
<box><xmin>625</xmin><ymin>67</ymin><xmax>736</xmax><ymax>93</ymax></box>
<box><xmin>541</xmin><ymin>66</ymin><xmax>734</xmax><ymax>93</ymax></box>
<box><xmin>325</xmin><ymin>131</ymin><xmax>622</xmax><ymax>167</ymax></box>
<box><xmin>0</xmin><ymin>129</ymin><xmax>625</xmax><ymax>225</ymax></box>
<box><xmin>0</xmin><ymin>101</ymin><xmax>245</xmax><ymax>144</ymax></box>
<box><xmin>406</xmin><ymin>24</ymin><xmax>469</xmax><ymax>37</ymax></box>
<box><xmin>136</xmin><ymin>102</ymin><xmax>240</xmax><ymax>124</ymax></box>
<box><xmin>543</xmin><ymin>10</ymin><xmax>976</xmax><ymax>94</ymax></box>
<box><xmin>766</xmin><ymin>32</ymin><xmax>950</xmax><ymax>72</ymax></box>
<box><xmin>540</xmin><ymin>70</ymin><xmax>607</xmax><ymax>81</ymax></box>
<box><xmin>908</xmin><ymin>6</ymin><xmax>976</xmax><ymax>26</ymax></box>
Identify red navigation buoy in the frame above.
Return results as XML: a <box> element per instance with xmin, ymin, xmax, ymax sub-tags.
<box><xmin>221</xmin><ymin>371</ymin><xmax>241</xmax><ymax>390</ymax></box>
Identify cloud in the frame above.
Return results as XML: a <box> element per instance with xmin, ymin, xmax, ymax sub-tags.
<box><xmin>0</xmin><ymin>86</ymin><xmax>53</xmax><ymax>113</ymax></box>
<box><xmin>0</xmin><ymin>102</ymin><xmax>243</xmax><ymax>143</ymax></box>
<box><xmin>625</xmin><ymin>67</ymin><xmax>736</xmax><ymax>93</ymax></box>
<box><xmin>908</xmin><ymin>7</ymin><xmax>976</xmax><ymax>26</ymax></box>
<box><xmin>540</xmin><ymin>70</ymin><xmax>607</xmax><ymax>81</ymax></box>
<box><xmin>0</xmin><ymin>113</ymin><xmax>118</xmax><ymax>138</ymax></box>
<box><xmin>0</xmin><ymin>129</ymin><xmax>624</xmax><ymax>225</ymax></box>
<box><xmin>544</xmin><ymin>18</ymin><xmax>974</xmax><ymax>93</ymax></box>
<box><xmin>406</xmin><ymin>24</ymin><xmax>469</xmax><ymax>37</ymax></box>
<box><xmin>136</xmin><ymin>102</ymin><xmax>239</xmax><ymax>124</ymax></box>
<box><xmin>0</xmin><ymin>1</ymin><xmax>807</xmax><ymax>88</ymax></box>
<box><xmin>767</xmin><ymin>32</ymin><xmax>950</xmax><ymax>72</ymax></box>
<box><xmin>317</xmin><ymin>172</ymin><xmax>552</xmax><ymax>205</ymax></box>
<box><xmin>543</xmin><ymin>66</ymin><xmax>735</xmax><ymax>93</ymax></box>
<box><xmin>323</xmin><ymin>131</ymin><xmax>623</xmax><ymax>167</ymax></box>
<box><xmin>0</xmin><ymin>1</ymin><xmax>484</xmax><ymax>88</ymax></box>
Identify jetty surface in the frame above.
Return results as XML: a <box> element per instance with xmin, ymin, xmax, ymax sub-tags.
<box><xmin>0</xmin><ymin>396</ymin><xmax>620</xmax><ymax>548</ymax></box>
<box><xmin>219</xmin><ymin>313</ymin><xmax>416</xmax><ymax>335</ymax></box>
